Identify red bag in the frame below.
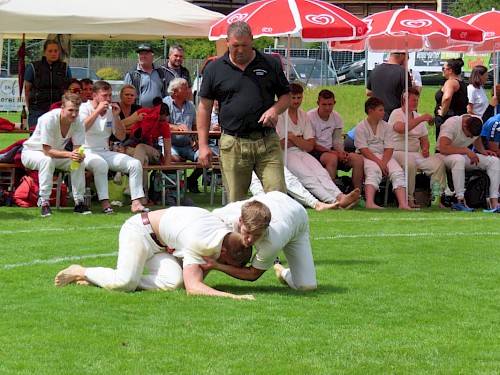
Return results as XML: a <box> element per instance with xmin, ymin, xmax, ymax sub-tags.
<box><xmin>13</xmin><ymin>175</ymin><xmax>67</xmax><ymax>208</ymax></box>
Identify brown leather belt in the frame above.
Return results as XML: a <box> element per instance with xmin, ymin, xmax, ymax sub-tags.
<box><xmin>141</xmin><ymin>212</ymin><xmax>166</xmax><ymax>248</ymax></box>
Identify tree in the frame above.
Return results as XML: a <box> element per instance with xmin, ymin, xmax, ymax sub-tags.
<box><xmin>448</xmin><ymin>0</ymin><xmax>496</xmax><ymax>17</ymax></box>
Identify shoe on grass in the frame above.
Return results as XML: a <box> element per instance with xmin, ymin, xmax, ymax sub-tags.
<box><xmin>74</xmin><ymin>202</ymin><xmax>92</xmax><ymax>215</ymax></box>
<box><xmin>451</xmin><ymin>202</ymin><xmax>474</xmax><ymax>212</ymax></box>
<box><xmin>483</xmin><ymin>206</ymin><xmax>500</xmax><ymax>213</ymax></box>
<box><xmin>41</xmin><ymin>202</ymin><xmax>52</xmax><ymax>217</ymax></box>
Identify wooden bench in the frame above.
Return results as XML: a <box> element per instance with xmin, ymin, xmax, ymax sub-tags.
<box><xmin>0</xmin><ymin>163</ymin><xmax>68</xmax><ymax>210</ymax></box>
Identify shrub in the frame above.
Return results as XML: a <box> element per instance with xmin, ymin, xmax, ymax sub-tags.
<box><xmin>96</xmin><ymin>67</ymin><xmax>123</xmax><ymax>80</ymax></box>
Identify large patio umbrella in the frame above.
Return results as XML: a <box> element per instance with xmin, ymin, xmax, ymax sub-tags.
<box><xmin>209</xmin><ymin>0</ymin><xmax>369</xmax><ymax>166</ymax></box>
<box><xmin>330</xmin><ymin>7</ymin><xmax>484</xmax><ymax>203</ymax></box>
<box><xmin>460</xmin><ymin>9</ymin><xmax>500</xmax><ymax>113</ymax></box>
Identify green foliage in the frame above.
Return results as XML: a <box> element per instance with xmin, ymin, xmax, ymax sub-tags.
<box><xmin>448</xmin><ymin>0</ymin><xmax>497</xmax><ymax>17</ymax></box>
<box><xmin>96</xmin><ymin>67</ymin><xmax>123</xmax><ymax>80</ymax></box>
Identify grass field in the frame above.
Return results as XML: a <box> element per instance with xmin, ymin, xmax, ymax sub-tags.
<box><xmin>1</xmin><ymin>85</ymin><xmax>499</xmax><ymax>373</ymax></box>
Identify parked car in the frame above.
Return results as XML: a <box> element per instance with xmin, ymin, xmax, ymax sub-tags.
<box><xmin>69</xmin><ymin>66</ymin><xmax>99</xmax><ymax>80</ymax></box>
<box><xmin>336</xmin><ymin>59</ymin><xmax>365</xmax><ymax>84</ymax></box>
<box><xmin>284</xmin><ymin>57</ymin><xmax>336</xmax><ymax>88</ymax></box>
<box><xmin>0</xmin><ymin>68</ymin><xmax>8</xmax><ymax>78</ymax></box>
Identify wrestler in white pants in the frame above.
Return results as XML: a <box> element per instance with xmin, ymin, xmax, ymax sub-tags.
<box><xmin>250</xmin><ymin>168</ymin><xmax>318</xmax><ymax>209</ymax></box>
<box><xmin>21</xmin><ymin>150</ymin><xmax>86</xmax><ymax>202</ymax></box>
<box><xmin>84</xmin><ymin>148</ymin><xmax>145</xmax><ymax>201</ymax></box>
<box><xmin>362</xmin><ymin>153</ymin><xmax>406</xmax><ymax>190</ymax></box>
<box><xmin>393</xmin><ymin>151</ymin><xmax>447</xmax><ymax>200</ymax></box>
<box><xmin>437</xmin><ymin>153</ymin><xmax>500</xmax><ymax>200</ymax></box>
<box><xmin>85</xmin><ymin>214</ymin><xmax>184</xmax><ymax>291</ymax></box>
<box><xmin>285</xmin><ymin>148</ymin><xmax>341</xmax><ymax>204</ymax></box>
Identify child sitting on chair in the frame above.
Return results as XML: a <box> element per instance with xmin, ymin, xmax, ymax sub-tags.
<box><xmin>354</xmin><ymin>97</ymin><xmax>412</xmax><ymax>210</ymax></box>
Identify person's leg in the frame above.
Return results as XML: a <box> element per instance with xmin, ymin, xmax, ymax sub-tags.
<box><xmin>474</xmin><ymin>154</ymin><xmax>500</xmax><ymax>205</ymax></box>
<box><xmin>21</xmin><ymin>150</ymin><xmax>54</xmax><ymax>202</ymax></box>
<box><xmin>387</xmin><ymin>157</ymin><xmax>411</xmax><ymax>210</ymax></box>
<box><xmin>344</xmin><ymin>153</ymin><xmax>364</xmax><ymax>191</ymax></box>
<box><xmin>249</xmin><ymin>171</ymin><xmax>265</xmax><ymax>197</ymax></box>
<box><xmin>84</xmin><ymin>151</ymin><xmax>112</xmax><ymax>211</ymax></box>
<box><xmin>415</xmin><ymin>154</ymin><xmax>447</xmax><ymax>196</ymax></box>
<box><xmin>363</xmin><ymin>157</ymin><xmax>383</xmax><ymax>209</ymax></box>
<box><xmin>138</xmin><ymin>252</ymin><xmax>184</xmax><ymax>291</ymax></box>
<box><xmin>319</xmin><ymin>152</ymin><xmax>339</xmax><ymax>180</ymax></box>
<box><xmin>393</xmin><ymin>151</ymin><xmax>418</xmax><ymax>207</ymax></box>
<box><xmin>219</xmin><ymin>134</ymin><xmax>254</xmax><ymax>202</ymax></box>
<box><xmin>441</xmin><ymin>154</ymin><xmax>466</xmax><ymax>201</ymax></box>
<box><xmin>254</xmin><ymin>132</ymin><xmax>286</xmax><ymax>194</ymax></box>
<box><xmin>277</xmin><ymin>211</ymin><xmax>317</xmax><ymax>291</ymax></box>
<box><xmin>54</xmin><ymin>157</ymin><xmax>86</xmax><ymax>204</ymax></box>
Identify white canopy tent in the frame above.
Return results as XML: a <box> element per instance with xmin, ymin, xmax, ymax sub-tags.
<box><xmin>0</xmin><ymin>0</ymin><xmax>224</xmax><ymax>40</ymax></box>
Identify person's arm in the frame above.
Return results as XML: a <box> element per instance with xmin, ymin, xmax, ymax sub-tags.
<box><xmin>439</xmin><ymin>136</ymin><xmax>479</xmax><ymax>164</ymax></box>
<box><xmin>112</xmin><ymin>105</ymin><xmax>126</xmax><ymax>141</ymax></box>
<box><xmin>331</xmin><ymin>128</ymin><xmax>344</xmax><ymax>151</ymax></box>
<box><xmin>473</xmin><ymin>137</ymin><xmax>496</xmax><ymax>156</ymax></box>
<box><xmin>419</xmin><ymin>136</ymin><xmax>430</xmax><ymax>158</ymax></box>
<box><xmin>366</xmin><ymin>88</ymin><xmax>372</xmax><ymax>96</ymax></box>
<box><xmin>258</xmin><ymin>93</ymin><xmax>291</xmax><ymax>128</ymax></box>
<box><xmin>288</xmin><ymin>133</ymin><xmax>314</xmax><ymax>152</ymax></box>
<box><xmin>121</xmin><ymin>112</ymin><xmax>143</xmax><ymax>129</ymax></box>
<box><xmin>183</xmin><ymin>264</ymin><xmax>255</xmax><ymax>300</ymax></box>
<box><xmin>83</xmin><ymin>101</ymin><xmax>109</xmax><ymax>130</ymax></box>
<box><xmin>487</xmin><ymin>141</ymin><xmax>500</xmax><ymax>157</ymax></box>
<box><xmin>197</xmin><ymin>96</ymin><xmax>215</xmax><ymax>167</ymax></box>
<box><xmin>393</xmin><ymin>114</ymin><xmax>433</xmax><ymax>134</ymax></box>
<box><xmin>201</xmin><ymin>257</ymin><xmax>266</xmax><ymax>281</ymax></box>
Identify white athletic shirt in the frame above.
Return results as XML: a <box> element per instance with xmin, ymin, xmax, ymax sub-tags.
<box><xmin>276</xmin><ymin>108</ymin><xmax>314</xmax><ymax>151</ymax></box>
<box><xmin>388</xmin><ymin>108</ymin><xmax>428</xmax><ymax>152</ymax></box>
<box><xmin>436</xmin><ymin>115</ymin><xmax>478</xmax><ymax>151</ymax></box>
<box><xmin>78</xmin><ymin>101</ymin><xmax>115</xmax><ymax>149</ymax></box>
<box><xmin>467</xmin><ymin>85</ymin><xmax>488</xmax><ymax>117</ymax></box>
<box><xmin>307</xmin><ymin>108</ymin><xmax>344</xmax><ymax>150</ymax></box>
<box><xmin>23</xmin><ymin>108</ymin><xmax>85</xmax><ymax>152</ymax></box>
<box><xmin>354</xmin><ymin>118</ymin><xmax>395</xmax><ymax>154</ymax></box>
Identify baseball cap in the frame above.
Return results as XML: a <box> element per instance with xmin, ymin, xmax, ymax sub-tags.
<box><xmin>136</xmin><ymin>43</ymin><xmax>154</xmax><ymax>53</ymax></box>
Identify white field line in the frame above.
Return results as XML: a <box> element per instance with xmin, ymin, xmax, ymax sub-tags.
<box><xmin>0</xmin><ymin>225</ymin><xmax>120</xmax><ymax>235</ymax></box>
<box><xmin>309</xmin><ymin>216</ymin><xmax>491</xmax><ymax>223</ymax></box>
<box><xmin>313</xmin><ymin>231</ymin><xmax>500</xmax><ymax>240</ymax></box>
<box><xmin>1</xmin><ymin>252</ymin><xmax>118</xmax><ymax>270</ymax></box>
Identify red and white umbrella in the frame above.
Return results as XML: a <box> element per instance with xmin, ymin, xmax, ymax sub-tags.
<box><xmin>330</xmin><ymin>7</ymin><xmax>484</xmax><ymax>204</ymax></box>
<box><xmin>460</xmin><ymin>8</ymin><xmax>500</xmax><ymax>53</ymax></box>
<box><xmin>330</xmin><ymin>6</ymin><xmax>484</xmax><ymax>52</ymax></box>
<box><xmin>208</xmin><ymin>0</ymin><xmax>368</xmax><ymax>167</ymax></box>
<box><xmin>209</xmin><ymin>0</ymin><xmax>368</xmax><ymax>42</ymax></box>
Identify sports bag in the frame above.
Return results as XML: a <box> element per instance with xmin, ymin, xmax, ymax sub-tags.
<box><xmin>13</xmin><ymin>175</ymin><xmax>67</xmax><ymax>208</ymax></box>
<box><xmin>464</xmin><ymin>170</ymin><xmax>490</xmax><ymax>208</ymax></box>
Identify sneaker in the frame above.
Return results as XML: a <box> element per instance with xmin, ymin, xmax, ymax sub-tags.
<box><xmin>41</xmin><ymin>202</ymin><xmax>52</xmax><ymax>217</ymax></box>
<box><xmin>451</xmin><ymin>202</ymin><xmax>474</xmax><ymax>212</ymax></box>
<box><xmin>483</xmin><ymin>206</ymin><xmax>500</xmax><ymax>213</ymax></box>
<box><xmin>74</xmin><ymin>202</ymin><xmax>92</xmax><ymax>215</ymax></box>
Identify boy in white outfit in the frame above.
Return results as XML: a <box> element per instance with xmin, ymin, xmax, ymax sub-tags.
<box><xmin>436</xmin><ymin>114</ymin><xmax>500</xmax><ymax>211</ymax></box>
<box><xmin>21</xmin><ymin>93</ymin><xmax>91</xmax><ymax>217</ymax></box>
<box><xmin>355</xmin><ymin>97</ymin><xmax>412</xmax><ymax>210</ymax></box>
<box><xmin>54</xmin><ymin>207</ymin><xmax>255</xmax><ymax>300</ymax></box>
<box><xmin>79</xmin><ymin>80</ymin><xmax>147</xmax><ymax>214</ymax></box>
<box><xmin>207</xmin><ymin>191</ymin><xmax>317</xmax><ymax>291</ymax></box>
<box><xmin>276</xmin><ymin>83</ymin><xmax>360</xmax><ymax>209</ymax></box>
<box><xmin>388</xmin><ymin>87</ymin><xmax>447</xmax><ymax>208</ymax></box>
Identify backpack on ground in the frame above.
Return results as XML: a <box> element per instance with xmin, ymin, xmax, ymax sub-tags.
<box><xmin>464</xmin><ymin>170</ymin><xmax>490</xmax><ymax>208</ymax></box>
<box><xmin>13</xmin><ymin>175</ymin><xmax>67</xmax><ymax>208</ymax></box>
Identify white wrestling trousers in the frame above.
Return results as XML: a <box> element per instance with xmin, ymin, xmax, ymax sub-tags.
<box><xmin>250</xmin><ymin>168</ymin><xmax>318</xmax><ymax>208</ymax></box>
<box><xmin>437</xmin><ymin>153</ymin><xmax>500</xmax><ymax>200</ymax></box>
<box><xmin>362</xmin><ymin>153</ymin><xmax>406</xmax><ymax>190</ymax></box>
<box><xmin>85</xmin><ymin>215</ymin><xmax>184</xmax><ymax>291</ymax></box>
<box><xmin>21</xmin><ymin>150</ymin><xmax>86</xmax><ymax>202</ymax></box>
<box><xmin>84</xmin><ymin>148</ymin><xmax>145</xmax><ymax>201</ymax></box>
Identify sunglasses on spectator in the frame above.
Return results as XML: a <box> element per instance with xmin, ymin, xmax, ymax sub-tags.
<box><xmin>70</xmin><ymin>87</ymin><xmax>82</xmax><ymax>93</ymax></box>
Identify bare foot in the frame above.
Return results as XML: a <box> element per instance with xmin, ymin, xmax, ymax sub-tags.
<box><xmin>315</xmin><ymin>201</ymin><xmax>341</xmax><ymax>211</ymax></box>
<box><xmin>338</xmin><ymin>188</ymin><xmax>362</xmax><ymax>209</ymax></box>
<box><xmin>409</xmin><ymin>200</ymin><xmax>420</xmax><ymax>209</ymax></box>
<box><xmin>54</xmin><ymin>264</ymin><xmax>87</xmax><ymax>287</ymax></box>
<box><xmin>365</xmin><ymin>203</ymin><xmax>384</xmax><ymax>209</ymax></box>
<box><xmin>398</xmin><ymin>204</ymin><xmax>414</xmax><ymax>211</ymax></box>
<box><xmin>131</xmin><ymin>200</ymin><xmax>147</xmax><ymax>213</ymax></box>
<box><xmin>273</xmin><ymin>263</ymin><xmax>287</xmax><ymax>285</ymax></box>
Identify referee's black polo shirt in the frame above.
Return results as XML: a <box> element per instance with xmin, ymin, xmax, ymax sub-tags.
<box><xmin>199</xmin><ymin>50</ymin><xmax>290</xmax><ymax>134</ymax></box>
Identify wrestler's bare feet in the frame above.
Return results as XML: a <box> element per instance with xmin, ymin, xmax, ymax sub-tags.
<box><xmin>54</xmin><ymin>264</ymin><xmax>87</xmax><ymax>287</ymax></box>
<box><xmin>314</xmin><ymin>201</ymin><xmax>341</xmax><ymax>211</ymax></box>
<box><xmin>76</xmin><ymin>280</ymin><xmax>96</xmax><ymax>287</ymax></box>
<box><xmin>409</xmin><ymin>200</ymin><xmax>420</xmax><ymax>209</ymax></box>
<box><xmin>338</xmin><ymin>188</ymin><xmax>362</xmax><ymax>209</ymax></box>
<box><xmin>398</xmin><ymin>203</ymin><xmax>414</xmax><ymax>211</ymax></box>
<box><xmin>365</xmin><ymin>203</ymin><xmax>384</xmax><ymax>209</ymax></box>
<box><xmin>273</xmin><ymin>263</ymin><xmax>287</xmax><ymax>285</ymax></box>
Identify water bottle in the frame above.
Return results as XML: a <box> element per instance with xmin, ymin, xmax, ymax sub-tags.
<box><xmin>432</xmin><ymin>181</ymin><xmax>440</xmax><ymax>205</ymax></box>
<box><xmin>70</xmin><ymin>146</ymin><xmax>85</xmax><ymax>170</ymax></box>
<box><xmin>84</xmin><ymin>187</ymin><xmax>92</xmax><ymax>207</ymax></box>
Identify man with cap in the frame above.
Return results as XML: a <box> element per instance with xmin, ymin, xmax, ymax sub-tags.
<box><xmin>124</xmin><ymin>43</ymin><xmax>166</xmax><ymax>108</ymax></box>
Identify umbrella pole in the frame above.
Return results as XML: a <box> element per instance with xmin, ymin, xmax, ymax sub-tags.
<box><xmin>494</xmin><ymin>47</ymin><xmax>498</xmax><ymax>116</ymax></box>
<box><xmin>404</xmin><ymin>36</ymin><xmax>409</xmax><ymax>205</ymax></box>
<box><xmin>284</xmin><ymin>34</ymin><xmax>291</xmax><ymax>168</ymax></box>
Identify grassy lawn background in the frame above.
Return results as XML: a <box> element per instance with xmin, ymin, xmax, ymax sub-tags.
<box><xmin>1</xmin><ymin>85</ymin><xmax>499</xmax><ymax>373</ymax></box>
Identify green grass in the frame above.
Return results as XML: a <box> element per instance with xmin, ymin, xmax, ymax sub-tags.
<box><xmin>1</xmin><ymin>201</ymin><xmax>499</xmax><ymax>374</ymax></box>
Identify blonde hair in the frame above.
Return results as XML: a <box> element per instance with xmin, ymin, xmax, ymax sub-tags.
<box><xmin>61</xmin><ymin>93</ymin><xmax>82</xmax><ymax>107</ymax></box>
<box><xmin>241</xmin><ymin>200</ymin><xmax>271</xmax><ymax>233</ymax></box>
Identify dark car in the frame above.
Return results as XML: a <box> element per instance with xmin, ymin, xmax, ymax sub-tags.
<box><xmin>0</xmin><ymin>68</ymin><xmax>8</xmax><ymax>78</ymax></box>
<box><xmin>284</xmin><ymin>57</ymin><xmax>337</xmax><ymax>88</ymax></box>
<box><xmin>69</xmin><ymin>67</ymin><xmax>99</xmax><ymax>80</ymax></box>
<box><xmin>336</xmin><ymin>59</ymin><xmax>365</xmax><ymax>84</ymax></box>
